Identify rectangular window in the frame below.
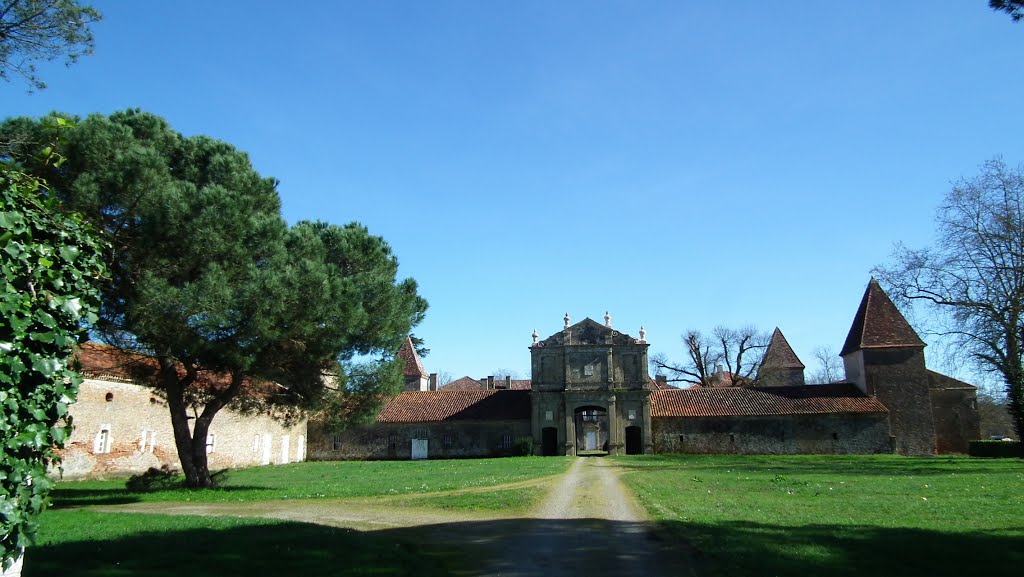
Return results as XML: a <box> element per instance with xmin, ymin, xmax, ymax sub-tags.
<box><xmin>333</xmin><ymin>433</ymin><xmax>343</xmax><ymax>451</ymax></box>
<box><xmin>501</xmin><ymin>434</ymin><xmax>513</xmax><ymax>449</ymax></box>
<box><xmin>628</xmin><ymin>409</ymin><xmax>637</xmax><ymax>420</ymax></box>
<box><xmin>206</xmin><ymin>433</ymin><xmax>217</xmax><ymax>454</ymax></box>
<box><xmin>138</xmin><ymin>430</ymin><xmax>156</xmax><ymax>453</ymax></box>
<box><xmin>443</xmin><ymin>435</ymin><xmax>453</xmax><ymax>450</ymax></box>
<box><xmin>253</xmin><ymin>434</ymin><xmax>262</xmax><ymax>455</ymax></box>
<box><xmin>545</xmin><ymin>410</ymin><xmax>553</xmax><ymax>421</ymax></box>
<box><xmin>94</xmin><ymin>426</ymin><xmax>111</xmax><ymax>454</ymax></box>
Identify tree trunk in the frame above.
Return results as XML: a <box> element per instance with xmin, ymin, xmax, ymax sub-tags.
<box><xmin>160</xmin><ymin>360</ymin><xmax>243</xmax><ymax>488</ymax></box>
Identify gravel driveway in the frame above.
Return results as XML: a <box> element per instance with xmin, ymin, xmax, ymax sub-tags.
<box><xmin>99</xmin><ymin>457</ymin><xmax>692</xmax><ymax>576</ymax></box>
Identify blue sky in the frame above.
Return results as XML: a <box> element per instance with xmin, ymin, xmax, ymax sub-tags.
<box><xmin>6</xmin><ymin>2</ymin><xmax>1024</xmax><ymax>383</ymax></box>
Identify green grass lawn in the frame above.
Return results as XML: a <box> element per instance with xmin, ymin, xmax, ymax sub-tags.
<box><xmin>27</xmin><ymin>457</ymin><xmax>570</xmax><ymax>576</ymax></box>
<box><xmin>611</xmin><ymin>454</ymin><xmax>1024</xmax><ymax>577</ymax></box>
<box><xmin>51</xmin><ymin>456</ymin><xmax>571</xmax><ymax>507</ymax></box>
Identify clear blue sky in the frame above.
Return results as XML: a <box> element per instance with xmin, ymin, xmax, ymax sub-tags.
<box><xmin>6</xmin><ymin>1</ymin><xmax>1023</xmax><ymax>383</ymax></box>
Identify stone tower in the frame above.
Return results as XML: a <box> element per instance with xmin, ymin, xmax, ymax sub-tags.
<box><xmin>757</xmin><ymin>327</ymin><xmax>806</xmax><ymax>387</ymax></box>
<box><xmin>529</xmin><ymin>316</ymin><xmax>652</xmax><ymax>456</ymax></box>
<box><xmin>841</xmin><ymin>279</ymin><xmax>936</xmax><ymax>455</ymax></box>
<box><xmin>397</xmin><ymin>336</ymin><xmax>429</xmax><ymax>392</ymax></box>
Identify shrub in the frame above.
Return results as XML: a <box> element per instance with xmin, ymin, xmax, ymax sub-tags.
<box><xmin>125</xmin><ymin>466</ymin><xmax>181</xmax><ymax>492</ymax></box>
<box><xmin>513</xmin><ymin>436</ymin><xmax>534</xmax><ymax>456</ymax></box>
<box><xmin>969</xmin><ymin>440</ymin><xmax>1024</xmax><ymax>458</ymax></box>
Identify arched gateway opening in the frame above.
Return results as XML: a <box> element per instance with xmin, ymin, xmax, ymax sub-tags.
<box><xmin>574</xmin><ymin>406</ymin><xmax>609</xmax><ymax>456</ymax></box>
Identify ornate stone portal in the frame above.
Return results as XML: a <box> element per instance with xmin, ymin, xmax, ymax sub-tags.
<box><xmin>530</xmin><ymin>317</ymin><xmax>653</xmax><ymax>456</ymax></box>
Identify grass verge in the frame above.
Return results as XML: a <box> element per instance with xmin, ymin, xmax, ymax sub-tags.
<box><xmin>612</xmin><ymin>454</ymin><xmax>1024</xmax><ymax>577</ymax></box>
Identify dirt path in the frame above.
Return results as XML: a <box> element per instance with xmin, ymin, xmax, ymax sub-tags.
<box><xmin>482</xmin><ymin>457</ymin><xmax>681</xmax><ymax>577</ymax></box>
<box><xmin>95</xmin><ymin>458</ymin><xmax>690</xmax><ymax>576</ymax></box>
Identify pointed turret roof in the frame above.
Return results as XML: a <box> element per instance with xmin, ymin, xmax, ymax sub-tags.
<box><xmin>397</xmin><ymin>336</ymin><xmax>426</xmax><ymax>378</ymax></box>
<box><xmin>840</xmin><ymin>278</ymin><xmax>925</xmax><ymax>356</ymax></box>
<box><xmin>761</xmin><ymin>327</ymin><xmax>805</xmax><ymax>370</ymax></box>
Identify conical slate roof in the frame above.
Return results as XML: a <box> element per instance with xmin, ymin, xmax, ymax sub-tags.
<box><xmin>840</xmin><ymin>278</ymin><xmax>925</xmax><ymax>356</ymax></box>
<box><xmin>397</xmin><ymin>336</ymin><xmax>426</xmax><ymax>378</ymax></box>
<box><xmin>761</xmin><ymin>327</ymin><xmax>805</xmax><ymax>370</ymax></box>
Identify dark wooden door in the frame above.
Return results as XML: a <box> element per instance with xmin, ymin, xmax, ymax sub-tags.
<box><xmin>625</xmin><ymin>426</ymin><xmax>642</xmax><ymax>455</ymax></box>
<box><xmin>542</xmin><ymin>427</ymin><xmax>558</xmax><ymax>456</ymax></box>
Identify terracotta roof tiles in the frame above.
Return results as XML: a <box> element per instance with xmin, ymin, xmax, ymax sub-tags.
<box><xmin>761</xmin><ymin>327</ymin><xmax>805</xmax><ymax>370</ymax></box>
<box><xmin>841</xmin><ymin>278</ymin><xmax>925</xmax><ymax>356</ymax></box>
<box><xmin>376</xmin><ymin>390</ymin><xmax>531</xmax><ymax>423</ymax></box>
<box><xmin>650</xmin><ymin>383</ymin><xmax>887</xmax><ymax>418</ymax></box>
<box><xmin>397</xmin><ymin>336</ymin><xmax>426</xmax><ymax>378</ymax></box>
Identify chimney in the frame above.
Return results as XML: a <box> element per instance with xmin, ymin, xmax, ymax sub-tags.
<box><xmin>487</xmin><ymin>376</ymin><xmax>495</xmax><ymax>390</ymax></box>
<box><xmin>429</xmin><ymin>373</ymin><xmax>437</xmax><ymax>391</ymax></box>
<box><xmin>505</xmin><ymin>375</ymin><xmax>512</xmax><ymax>389</ymax></box>
<box><xmin>655</xmin><ymin>375</ymin><xmax>668</xmax><ymax>388</ymax></box>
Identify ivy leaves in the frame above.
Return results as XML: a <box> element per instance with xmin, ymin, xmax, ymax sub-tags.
<box><xmin>0</xmin><ymin>166</ymin><xmax>105</xmax><ymax>568</ymax></box>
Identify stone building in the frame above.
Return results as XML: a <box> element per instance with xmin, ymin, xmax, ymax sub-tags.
<box><xmin>311</xmin><ymin>279</ymin><xmax>980</xmax><ymax>459</ymax></box>
<box><xmin>59</xmin><ymin>344</ymin><xmax>307</xmax><ymax>479</ymax></box>
<box><xmin>61</xmin><ymin>279</ymin><xmax>981</xmax><ymax>477</ymax></box>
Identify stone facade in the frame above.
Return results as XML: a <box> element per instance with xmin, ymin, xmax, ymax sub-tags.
<box><xmin>58</xmin><ymin>376</ymin><xmax>307</xmax><ymax>479</ymax></box>
<box><xmin>307</xmin><ymin>419</ymin><xmax>532</xmax><ymax>461</ymax></box>
<box><xmin>652</xmin><ymin>413</ymin><xmax>892</xmax><ymax>454</ymax></box>
<box><xmin>529</xmin><ymin>316</ymin><xmax>653</xmax><ymax>456</ymax></box>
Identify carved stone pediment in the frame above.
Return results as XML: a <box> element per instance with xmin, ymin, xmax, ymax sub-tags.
<box><xmin>538</xmin><ymin>318</ymin><xmax>638</xmax><ymax>347</ymax></box>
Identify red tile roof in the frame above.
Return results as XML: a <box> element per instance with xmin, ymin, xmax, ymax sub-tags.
<box><xmin>75</xmin><ymin>342</ymin><xmax>274</xmax><ymax>393</ymax></box>
<box><xmin>440</xmin><ymin>376</ymin><xmax>533</xmax><ymax>390</ymax></box>
<box><xmin>841</xmin><ymin>278</ymin><xmax>925</xmax><ymax>356</ymax></box>
<box><xmin>761</xmin><ymin>327</ymin><xmax>805</xmax><ymax>370</ymax></box>
<box><xmin>650</xmin><ymin>383</ymin><xmax>887</xmax><ymax>418</ymax></box>
<box><xmin>926</xmin><ymin>370</ymin><xmax>977</xmax><ymax>391</ymax></box>
<box><xmin>397</xmin><ymin>336</ymin><xmax>426</xmax><ymax>378</ymax></box>
<box><xmin>376</xmin><ymin>390</ymin><xmax>531</xmax><ymax>423</ymax></box>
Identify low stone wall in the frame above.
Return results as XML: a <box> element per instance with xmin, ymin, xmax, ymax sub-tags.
<box><xmin>308</xmin><ymin>419</ymin><xmax>532</xmax><ymax>460</ymax></box>
<box><xmin>651</xmin><ymin>413</ymin><xmax>892</xmax><ymax>455</ymax></box>
<box><xmin>57</xmin><ymin>378</ymin><xmax>307</xmax><ymax>479</ymax></box>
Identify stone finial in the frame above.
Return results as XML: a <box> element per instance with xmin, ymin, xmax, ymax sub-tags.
<box><xmin>639</xmin><ymin>325</ymin><xmax>646</xmax><ymax>342</ymax></box>
<box><xmin>532</xmin><ymin>329</ymin><xmax>539</xmax><ymax>345</ymax></box>
<box><xmin>604</xmin><ymin>311</ymin><xmax>612</xmax><ymax>328</ymax></box>
<box><xmin>564</xmin><ymin>312</ymin><xmax>570</xmax><ymax>329</ymax></box>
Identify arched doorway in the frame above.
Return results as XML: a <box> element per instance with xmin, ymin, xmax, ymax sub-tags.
<box><xmin>574</xmin><ymin>406</ymin><xmax>609</xmax><ymax>455</ymax></box>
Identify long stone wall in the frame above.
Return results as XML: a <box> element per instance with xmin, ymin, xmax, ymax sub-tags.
<box><xmin>307</xmin><ymin>419</ymin><xmax>532</xmax><ymax>460</ymax></box>
<box><xmin>651</xmin><ymin>413</ymin><xmax>892</xmax><ymax>455</ymax></box>
<box><xmin>57</xmin><ymin>378</ymin><xmax>307</xmax><ymax>479</ymax></box>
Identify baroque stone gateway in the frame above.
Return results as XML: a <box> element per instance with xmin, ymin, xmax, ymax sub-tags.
<box><xmin>61</xmin><ymin>279</ymin><xmax>980</xmax><ymax>478</ymax></box>
<box><xmin>307</xmin><ymin>279</ymin><xmax>980</xmax><ymax>460</ymax></box>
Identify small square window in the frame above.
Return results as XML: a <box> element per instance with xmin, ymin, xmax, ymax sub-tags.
<box><xmin>628</xmin><ymin>409</ymin><xmax>637</xmax><ymax>420</ymax></box>
<box><xmin>545</xmin><ymin>410</ymin><xmax>553</xmax><ymax>421</ymax></box>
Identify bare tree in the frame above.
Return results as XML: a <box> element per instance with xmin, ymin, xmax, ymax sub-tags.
<box><xmin>653</xmin><ymin>326</ymin><xmax>768</xmax><ymax>387</ymax></box>
<box><xmin>435</xmin><ymin>370</ymin><xmax>456</xmax><ymax>387</ymax></box>
<box><xmin>808</xmin><ymin>345</ymin><xmax>843</xmax><ymax>384</ymax></box>
<box><xmin>1</xmin><ymin>1</ymin><xmax>101</xmax><ymax>90</ymax></box>
<box><xmin>874</xmin><ymin>157</ymin><xmax>1024</xmax><ymax>438</ymax></box>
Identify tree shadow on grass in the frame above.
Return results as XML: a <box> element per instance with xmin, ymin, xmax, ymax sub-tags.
<box><xmin>49</xmin><ymin>485</ymin><xmax>273</xmax><ymax>509</ymax></box>
<box><xmin>26</xmin><ymin>516</ymin><xmax>457</xmax><ymax>577</ymax></box>
<box><xmin>24</xmin><ymin>513</ymin><xmax>1022</xmax><ymax>577</ymax></box>
<box><xmin>656</xmin><ymin>518</ymin><xmax>1024</xmax><ymax>577</ymax></box>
